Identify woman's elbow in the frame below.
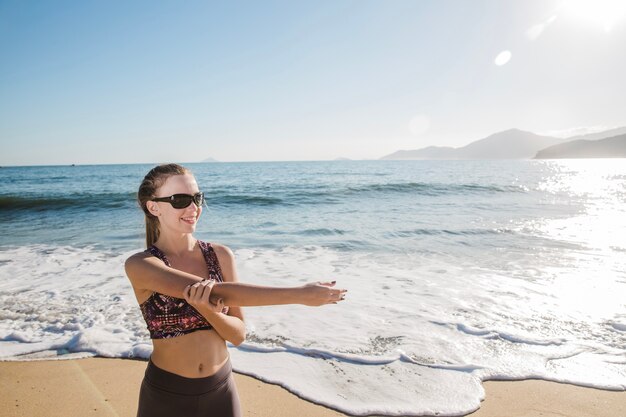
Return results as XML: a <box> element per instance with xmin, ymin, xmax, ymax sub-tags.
<box><xmin>230</xmin><ymin>328</ymin><xmax>246</xmax><ymax>347</ymax></box>
<box><xmin>230</xmin><ymin>336</ymin><xmax>245</xmax><ymax>347</ymax></box>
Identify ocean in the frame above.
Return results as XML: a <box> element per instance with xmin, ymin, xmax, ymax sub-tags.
<box><xmin>1</xmin><ymin>160</ymin><xmax>625</xmax><ymax>416</ymax></box>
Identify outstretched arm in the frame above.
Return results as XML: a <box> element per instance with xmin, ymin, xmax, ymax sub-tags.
<box><xmin>186</xmin><ymin>280</ymin><xmax>343</xmax><ymax>307</ymax></box>
<box><xmin>125</xmin><ymin>250</ymin><xmax>347</xmax><ymax>307</ymax></box>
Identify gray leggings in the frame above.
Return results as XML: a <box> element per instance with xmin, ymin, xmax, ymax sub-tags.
<box><xmin>137</xmin><ymin>357</ymin><xmax>241</xmax><ymax>417</ymax></box>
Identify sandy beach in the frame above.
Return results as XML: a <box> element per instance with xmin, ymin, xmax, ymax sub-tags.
<box><xmin>1</xmin><ymin>357</ymin><xmax>624</xmax><ymax>417</ymax></box>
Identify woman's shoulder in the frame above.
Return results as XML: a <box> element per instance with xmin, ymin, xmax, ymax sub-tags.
<box><xmin>126</xmin><ymin>249</ymin><xmax>150</xmax><ymax>262</ymax></box>
<box><xmin>203</xmin><ymin>241</ymin><xmax>238</xmax><ymax>282</ymax></box>
<box><xmin>203</xmin><ymin>241</ymin><xmax>234</xmax><ymax>258</ymax></box>
<box><xmin>202</xmin><ymin>241</ymin><xmax>236</xmax><ymax>272</ymax></box>
<box><xmin>124</xmin><ymin>248</ymin><xmax>158</xmax><ymax>268</ymax></box>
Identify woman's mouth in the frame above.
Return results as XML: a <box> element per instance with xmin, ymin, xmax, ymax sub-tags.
<box><xmin>181</xmin><ymin>216</ymin><xmax>196</xmax><ymax>225</ymax></box>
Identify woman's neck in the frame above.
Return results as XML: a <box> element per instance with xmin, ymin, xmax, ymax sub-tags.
<box><xmin>153</xmin><ymin>234</ymin><xmax>197</xmax><ymax>258</ymax></box>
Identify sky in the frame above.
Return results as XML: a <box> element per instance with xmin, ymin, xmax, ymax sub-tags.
<box><xmin>1</xmin><ymin>0</ymin><xmax>626</xmax><ymax>165</ymax></box>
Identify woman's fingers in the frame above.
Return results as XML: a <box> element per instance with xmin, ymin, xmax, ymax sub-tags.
<box><xmin>184</xmin><ymin>280</ymin><xmax>216</xmax><ymax>305</ymax></box>
<box><xmin>188</xmin><ymin>282</ymin><xmax>202</xmax><ymax>298</ymax></box>
<box><xmin>317</xmin><ymin>281</ymin><xmax>343</xmax><ymax>303</ymax></box>
<box><xmin>302</xmin><ymin>281</ymin><xmax>348</xmax><ymax>306</ymax></box>
<box><xmin>198</xmin><ymin>281</ymin><xmax>210</xmax><ymax>299</ymax></box>
<box><xmin>200</xmin><ymin>280</ymin><xmax>216</xmax><ymax>301</ymax></box>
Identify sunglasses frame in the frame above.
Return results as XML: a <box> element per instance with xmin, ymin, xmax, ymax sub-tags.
<box><xmin>151</xmin><ymin>192</ymin><xmax>205</xmax><ymax>209</ymax></box>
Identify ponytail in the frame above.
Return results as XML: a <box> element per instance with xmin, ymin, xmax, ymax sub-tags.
<box><xmin>144</xmin><ymin>215</ymin><xmax>161</xmax><ymax>249</ymax></box>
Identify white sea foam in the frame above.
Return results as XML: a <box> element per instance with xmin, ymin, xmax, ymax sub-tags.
<box><xmin>0</xmin><ymin>243</ymin><xmax>624</xmax><ymax>415</ymax></box>
<box><xmin>229</xmin><ymin>349</ymin><xmax>485</xmax><ymax>416</ymax></box>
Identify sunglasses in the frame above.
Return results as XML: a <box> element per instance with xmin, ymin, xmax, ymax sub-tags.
<box><xmin>151</xmin><ymin>192</ymin><xmax>205</xmax><ymax>209</ymax></box>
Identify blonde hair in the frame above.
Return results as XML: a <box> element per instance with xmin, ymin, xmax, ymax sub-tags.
<box><xmin>137</xmin><ymin>163</ymin><xmax>192</xmax><ymax>248</ymax></box>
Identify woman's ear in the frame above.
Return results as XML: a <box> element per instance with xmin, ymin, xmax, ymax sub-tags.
<box><xmin>146</xmin><ymin>201</ymin><xmax>160</xmax><ymax>217</ymax></box>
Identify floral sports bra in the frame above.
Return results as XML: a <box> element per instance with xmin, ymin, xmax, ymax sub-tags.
<box><xmin>139</xmin><ymin>240</ymin><xmax>229</xmax><ymax>339</ymax></box>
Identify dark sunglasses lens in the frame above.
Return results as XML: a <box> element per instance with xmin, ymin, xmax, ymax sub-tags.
<box><xmin>169</xmin><ymin>193</ymin><xmax>203</xmax><ymax>209</ymax></box>
<box><xmin>170</xmin><ymin>195</ymin><xmax>193</xmax><ymax>209</ymax></box>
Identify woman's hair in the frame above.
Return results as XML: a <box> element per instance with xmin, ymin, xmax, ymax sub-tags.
<box><xmin>138</xmin><ymin>163</ymin><xmax>192</xmax><ymax>248</ymax></box>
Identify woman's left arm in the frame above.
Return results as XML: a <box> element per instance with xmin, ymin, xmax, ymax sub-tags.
<box><xmin>186</xmin><ymin>244</ymin><xmax>246</xmax><ymax>346</ymax></box>
<box><xmin>198</xmin><ymin>298</ymin><xmax>246</xmax><ymax>346</ymax></box>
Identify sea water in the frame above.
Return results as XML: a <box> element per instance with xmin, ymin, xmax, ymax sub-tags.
<box><xmin>0</xmin><ymin>160</ymin><xmax>624</xmax><ymax>416</ymax></box>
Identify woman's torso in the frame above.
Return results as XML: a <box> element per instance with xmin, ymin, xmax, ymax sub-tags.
<box><xmin>133</xmin><ymin>241</ymin><xmax>229</xmax><ymax>378</ymax></box>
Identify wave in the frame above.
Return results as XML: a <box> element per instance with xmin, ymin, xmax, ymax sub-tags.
<box><xmin>0</xmin><ymin>193</ymin><xmax>137</xmax><ymax>212</ymax></box>
<box><xmin>266</xmin><ymin>228</ymin><xmax>348</xmax><ymax>236</ymax></box>
<box><xmin>386</xmin><ymin>228</ymin><xmax>515</xmax><ymax>237</ymax></box>
<box><xmin>346</xmin><ymin>182</ymin><xmax>526</xmax><ymax>195</ymax></box>
<box><xmin>212</xmin><ymin>195</ymin><xmax>284</xmax><ymax>206</ymax></box>
<box><xmin>207</xmin><ymin>182</ymin><xmax>526</xmax><ymax>207</ymax></box>
<box><xmin>0</xmin><ymin>180</ymin><xmax>527</xmax><ymax>213</ymax></box>
<box><xmin>300</xmin><ymin>228</ymin><xmax>347</xmax><ymax>236</ymax></box>
<box><xmin>453</xmin><ymin>323</ymin><xmax>567</xmax><ymax>346</ymax></box>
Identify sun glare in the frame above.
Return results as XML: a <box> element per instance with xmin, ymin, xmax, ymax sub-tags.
<box><xmin>559</xmin><ymin>0</ymin><xmax>626</xmax><ymax>31</ymax></box>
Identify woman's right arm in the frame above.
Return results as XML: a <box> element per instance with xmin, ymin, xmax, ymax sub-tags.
<box><xmin>124</xmin><ymin>252</ymin><xmax>346</xmax><ymax>307</ymax></box>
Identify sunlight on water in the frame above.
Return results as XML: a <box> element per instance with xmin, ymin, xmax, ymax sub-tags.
<box><xmin>534</xmin><ymin>159</ymin><xmax>626</xmax><ymax>320</ymax></box>
<box><xmin>536</xmin><ymin>159</ymin><xmax>626</xmax><ymax>251</ymax></box>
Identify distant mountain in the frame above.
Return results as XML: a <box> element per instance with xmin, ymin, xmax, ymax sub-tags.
<box><xmin>563</xmin><ymin>126</ymin><xmax>626</xmax><ymax>142</ymax></box>
<box><xmin>383</xmin><ymin>146</ymin><xmax>456</xmax><ymax>160</ymax></box>
<box><xmin>380</xmin><ymin>129</ymin><xmax>567</xmax><ymax>160</ymax></box>
<box><xmin>334</xmin><ymin>157</ymin><xmax>352</xmax><ymax>161</ymax></box>
<box><xmin>534</xmin><ymin>133</ymin><xmax>626</xmax><ymax>159</ymax></box>
<box><xmin>454</xmin><ymin>129</ymin><xmax>565</xmax><ymax>159</ymax></box>
<box><xmin>201</xmin><ymin>157</ymin><xmax>220</xmax><ymax>163</ymax></box>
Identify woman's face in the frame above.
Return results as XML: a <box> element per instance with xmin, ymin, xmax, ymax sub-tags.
<box><xmin>147</xmin><ymin>173</ymin><xmax>203</xmax><ymax>235</ymax></box>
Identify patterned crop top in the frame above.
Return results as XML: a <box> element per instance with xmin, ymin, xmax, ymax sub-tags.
<box><xmin>139</xmin><ymin>240</ymin><xmax>229</xmax><ymax>339</ymax></box>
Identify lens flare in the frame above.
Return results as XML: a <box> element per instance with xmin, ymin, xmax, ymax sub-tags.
<box><xmin>408</xmin><ymin>114</ymin><xmax>431</xmax><ymax>135</ymax></box>
<box><xmin>494</xmin><ymin>50</ymin><xmax>512</xmax><ymax>66</ymax></box>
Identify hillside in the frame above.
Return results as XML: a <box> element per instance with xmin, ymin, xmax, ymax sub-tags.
<box><xmin>534</xmin><ymin>134</ymin><xmax>626</xmax><ymax>159</ymax></box>
<box><xmin>382</xmin><ymin>146</ymin><xmax>456</xmax><ymax>160</ymax></box>
<box><xmin>564</xmin><ymin>126</ymin><xmax>626</xmax><ymax>142</ymax></box>
<box><xmin>380</xmin><ymin>129</ymin><xmax>566</xmax><ymax>160</ymax></box>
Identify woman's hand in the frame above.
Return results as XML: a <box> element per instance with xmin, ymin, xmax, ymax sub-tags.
<box><xmin>184</xmin><ymin>279</ymin><xmax>220</xmax><ymax>311</ymax></box>
<box><xmin>300</xmin><ymin>281</ymin><xmax>347</xmax><ymax>306</ymax></box>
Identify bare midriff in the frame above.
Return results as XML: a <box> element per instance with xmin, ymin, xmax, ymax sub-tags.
<box><xmin>150</xmin><ymin>329</ymin><xmax>230</xmax><ymax>378</ymax></box>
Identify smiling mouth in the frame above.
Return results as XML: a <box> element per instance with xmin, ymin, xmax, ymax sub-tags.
<box><xmin>181</xmin><ymin>216</ymin><xmax>197</xmax><ymax>224</ymax></box>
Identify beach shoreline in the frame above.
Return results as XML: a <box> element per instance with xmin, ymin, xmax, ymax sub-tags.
<box><xmin>3</xmin><ymin>161</ymin><xmax>625</xmax><ymax>415</ymax></box>
<box><xmin>1</xmin><ymin>357</ymin><xmax>624</xmax><ymax>417</ymax></box>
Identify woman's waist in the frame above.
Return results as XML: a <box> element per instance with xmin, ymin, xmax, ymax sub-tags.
<box><xmin>144</xmin><ymin>354</ymin><xmax>233</xmax><ymax>395</ymax></box>
<box><xmin>150</xmin><ymin>333</ymin><xmax>229</xmax><ymax>378</ymax></box>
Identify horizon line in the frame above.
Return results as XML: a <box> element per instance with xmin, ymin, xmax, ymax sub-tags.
<box><xmin>0</xmin><ymin>158</ymin><xmax>384</xmax><ymax>168</ymax></box>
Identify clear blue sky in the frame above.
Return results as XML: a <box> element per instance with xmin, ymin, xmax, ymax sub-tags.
<box><xmin>1</xmin><ymin>0</ymin><xmax>625</xmax><ymax>165</ymax></box>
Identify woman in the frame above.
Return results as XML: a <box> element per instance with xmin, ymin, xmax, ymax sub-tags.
<box><xmin>125</xmin><ymin>163</ymin><xmax>346</xmax><ymax>417</ymax></box>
